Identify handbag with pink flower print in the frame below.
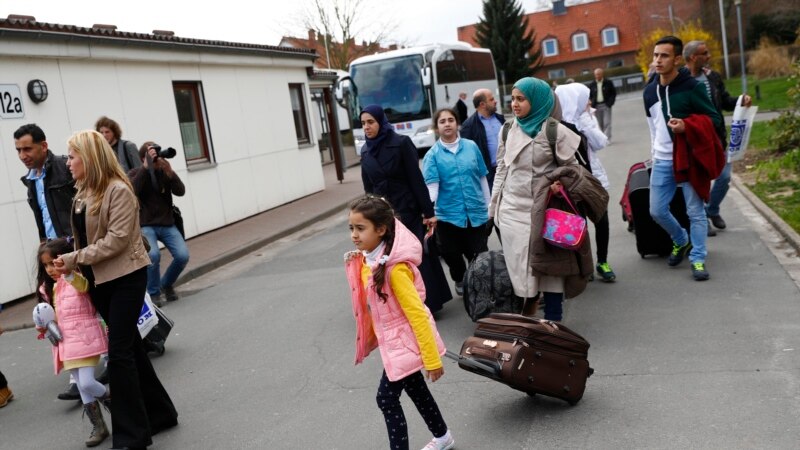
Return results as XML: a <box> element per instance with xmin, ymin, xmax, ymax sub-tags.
<box><xmin>541</xmin><ymin>185</ymin><xmax>587</xmax><ymax>251</ymax></box>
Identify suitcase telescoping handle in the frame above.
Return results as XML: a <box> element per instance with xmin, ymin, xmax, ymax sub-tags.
<box><xmin>444</xmin><ymin>350</ymin><xmax>501</xmax><ymax>376</ymax></box>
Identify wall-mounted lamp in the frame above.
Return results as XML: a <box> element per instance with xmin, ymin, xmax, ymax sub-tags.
<box><xmin>27</xmin><ymin>79</ymin><xmax>48</xmax><ymax>103</ymax></box>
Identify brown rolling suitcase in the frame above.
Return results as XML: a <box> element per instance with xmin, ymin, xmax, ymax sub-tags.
<box><xmin>448</xmin><ymin>313</ymin><xmax>593</xmax><ymax>405</ymax></box>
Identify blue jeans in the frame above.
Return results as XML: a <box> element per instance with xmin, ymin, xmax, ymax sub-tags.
<box><xmin>649</xmin><ymin>159</ymin><xmax>707</xmax><ymax>263</ymax></box>
<box><xmin>142</xmin><ymin>226</ymin><xmax>190</xmax><ymax>296</ymax></box>
<box><xmin>706</xmin><ymin>161</ymin><xmax>732</xmax><ymax>217</ymax></box>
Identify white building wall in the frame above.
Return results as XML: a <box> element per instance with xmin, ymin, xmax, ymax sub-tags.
<box><xmin>0</xmin><ymin>40</ymin><xmax>324</xmax><ymax>304</ymax></box>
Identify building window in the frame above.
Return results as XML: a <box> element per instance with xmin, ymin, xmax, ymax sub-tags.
<box><xmin>548</xmin><ymin>68</ymin><xmax>566</xmax><ymax>80</ymax></box>
<box><xmin>607</xmin><ymin>59</ymin><xmax>624</xmax><ymax>68</ymax></box>
<box><xmin>542</xmin><ymin>38</ymin><xmax>559</xmax><ymax>57</ymax></box>
<box><xmin>572</xmin><ymin>32</ymin><xmax>589</xmax><ymax>52</ymax></box>
<box><xmin>602</xmin><ymin>27</ymin><xmax>619</xmax><ymax>47</ymax></box>
<box><xmin>172</xmin><ymin>82</ymin><xmax>212</xmax><ymax>162</ymax></box>
<box><xmin>289</xmin><ymin>84</ymin><xmax>311</xmax><ymax>145</ymax></box>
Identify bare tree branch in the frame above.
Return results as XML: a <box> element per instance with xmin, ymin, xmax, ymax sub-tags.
<box><xmin>294</xmin><ymin>0</ymin><xmax>400</xmax><ymax>69</ymax></box>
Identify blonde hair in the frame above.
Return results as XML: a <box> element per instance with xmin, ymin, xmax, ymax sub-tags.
<box><xmin>68</xmin><ymin>130</ymin><xmax>134</xmax><ymax>215</ymax></box>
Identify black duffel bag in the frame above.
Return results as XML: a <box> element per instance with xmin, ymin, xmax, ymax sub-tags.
<box><xmin>462</xmin><ymin>250</ymin><xmax>523</xmax><ymax>322</ymax></box>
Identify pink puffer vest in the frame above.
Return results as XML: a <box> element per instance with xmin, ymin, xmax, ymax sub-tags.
<box><xmin>345</xmin><ymin>218</ymin><xmax>446</xmax><ymax>382</ymax></box>
<box><xmin>52</xmin><ymin>276</ymin><xmax>108</xmax><ymax>374</ymax></box>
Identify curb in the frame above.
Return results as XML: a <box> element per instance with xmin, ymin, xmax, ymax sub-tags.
<box><xmin>732</xmin><ymin>173</ymin><xmax>800</xmax><ymax>255</ymax></box>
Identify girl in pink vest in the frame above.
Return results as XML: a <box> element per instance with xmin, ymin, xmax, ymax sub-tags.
<box><xmin>37</xmin><ymin>238</ymin><xmax>109</xmax><ymax>447</ymax></box>
<box><xmin>344</xmin><ymin>195</ymin><xmax>454</xmax><ymax>450</ymax></box>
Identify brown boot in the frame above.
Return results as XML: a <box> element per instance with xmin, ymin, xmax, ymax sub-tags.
<box><xmin>83</xmin><ymin>401</ymin><xmax>109</xmax><ymax>447</ymax></box>
<box><xmin>0</xmin><ymin>386</ymin><xmax>14</xmax><ymax>407</ymax></box>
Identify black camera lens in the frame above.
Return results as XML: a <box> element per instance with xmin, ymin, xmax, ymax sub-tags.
<box><xmin>159</xmin><ymin>147</ymin><xmax>177</xmax><ymax>159</ymax></box>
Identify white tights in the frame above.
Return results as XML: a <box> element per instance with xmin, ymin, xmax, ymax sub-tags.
<box><xmin>70</xmin><ymin>367</ymin><xmax>106</xmax><ymax>405</ymax></box>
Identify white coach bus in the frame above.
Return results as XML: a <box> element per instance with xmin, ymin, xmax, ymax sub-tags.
<box><xmin>337</xmin><ymin>43</ymin><xmax>498</xmax><ymax>155</ymax></box>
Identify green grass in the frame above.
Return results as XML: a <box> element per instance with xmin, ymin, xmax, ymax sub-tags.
<box><xmin>749</xmin><ymin>179</ymin><xmax>800</xmax><ymax>232</ymax></box>
<box><xmin>724</xmin><ymin>76</ymin><xmax>793</xmax><ymax>111</ymax></box>
<box><xmin>746</xmin><ymin>121</ymin><xmax>776</xmax><ymax>151</ymax></box>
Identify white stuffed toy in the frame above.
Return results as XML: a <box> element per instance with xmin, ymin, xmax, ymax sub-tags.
<box><xmin>32</xmin><ymin>303</ymin><xmax>62</xmax><ymax>346</ymax></box>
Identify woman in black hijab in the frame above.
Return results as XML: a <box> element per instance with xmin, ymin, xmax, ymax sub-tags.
<box><xmin>359</xmin><ymin>105</ymin><xmax>452</xmax><ymax>312</ymax></box>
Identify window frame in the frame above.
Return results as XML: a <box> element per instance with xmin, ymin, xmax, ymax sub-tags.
<box><xmin>289</xmin><ymin>83</ymin><xmax>312</xmax><ymax>146</ymax></box>
<box><xmin>571</xmin><ymin>32</ymin><xmax>589</xmax><ymax>52</ymax></box>
<box><xmin>172</xmin><ymin>82</ymin><xmax>213</xmax><ymax>164</ymax></box>
<box><xmin>542</xmin><ymin>38</ymin><xmax>559</xmax><ymax>57</ymax></box>
<box><xmin>547</xmin><ymin>68</ymin><xmax>566</xmax><ymax>80</ymax></box>
<box><xmin>602</xmin><ymin>27</ymin><xmax>619</xmax><ymax>47</ymax></box>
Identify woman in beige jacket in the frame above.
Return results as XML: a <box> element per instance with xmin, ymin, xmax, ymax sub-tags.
<box><xmin>55</xmin><ymin>130</ymin><xmax>177</xmax><ymax>449</ymax></box>
<box><xmin>488</xmin><ymin>77</ymin><xmax>582</xmax><ymax>322</ymax></box>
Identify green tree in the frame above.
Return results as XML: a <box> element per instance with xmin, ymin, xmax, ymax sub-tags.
<box><xmin>475</xmin><ymin>0</ymin><xmax>542</xmax><ymax>84</ymax></box>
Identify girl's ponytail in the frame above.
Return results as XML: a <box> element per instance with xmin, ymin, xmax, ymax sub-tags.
<box><xmin>372</xmin><ymin>227</ymin><xmax>395</xmax><ymax>302</ymax></box>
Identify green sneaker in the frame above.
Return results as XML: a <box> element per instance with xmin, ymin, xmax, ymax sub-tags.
<box><xmin>668</xmin><ymin>241</ymin><xmax>692</xmax><ymax>266</ymax></box>
<box><xmin>595</xmin><ymin>262</ymin><xmax>616</xmax><ymax>282</ymax></box>
<box><xmin>692</xmin><ymin>262</ymin><xmax>710</xmax><ymax>281</ymax></box>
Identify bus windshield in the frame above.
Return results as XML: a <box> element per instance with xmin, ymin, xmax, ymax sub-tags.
<box><xmin>350</xmin><ymin>54</ymin><xmax>430</xmax><ymax>127</ymax></box>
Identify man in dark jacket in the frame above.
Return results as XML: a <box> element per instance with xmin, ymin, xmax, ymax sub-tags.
<box><xmin>684</xmin><ymin>40</ymin><xmax>752</xmax><ymax>232</ymax></box>
<box><xmin>15</xmin><ymin>124</ymin><xmax>75</xmax><ymax>241</ymax></box>
<box><xmin>129</xmin><ymin>143</ymin><xmax>189</xmax><ymax>306</ymax></box>
<box><xmin>460</xmin><ymin>88</ymin><xmax>505</xmax><ymax>188</ymax></box>
<box><xmin>588</xmin><ymin>68</ymin><xmax>617</xmax><ymax>140</ymax></box>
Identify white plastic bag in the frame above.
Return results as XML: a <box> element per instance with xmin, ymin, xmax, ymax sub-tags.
<box><xmin>728</xmin><ymin>95</ymin><xmax>758</xmax><ymax>162</ymax></box>
<box><xmin>138</xmin><ymin>293</ymin><xmax>159</xmax><ymax>338</ymax></box>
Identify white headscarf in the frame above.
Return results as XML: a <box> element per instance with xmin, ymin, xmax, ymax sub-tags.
<box><xmin>554</xmin><ymin>82</ymin><xmax>610</xmax><ymax>189</ymax></box>
<box><xmin>554</xmin><ymin>83</ymin><xmax>590</xmax><ymax>125</ymax></box>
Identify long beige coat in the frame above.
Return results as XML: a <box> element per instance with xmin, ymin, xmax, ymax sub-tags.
<box><xmin>61</xmin><ymin>179</ymin><xmax>150</xmax><ymax>285</ymax></box>
<box><xmin>489</xmin><ymin>120</ymin><xmax>581</xmax><ymax>298</ymax></box>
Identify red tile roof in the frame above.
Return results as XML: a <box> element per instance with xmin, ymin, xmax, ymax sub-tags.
<box><xmin>0</xmin><ymin>15</ymin><xmax>317</xmax><ymax>59</ymax></box>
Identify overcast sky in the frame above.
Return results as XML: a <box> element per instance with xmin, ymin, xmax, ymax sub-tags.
<box><xmin>0</xmin><ymin>0</ymin><xmax>576</xmax><ymax>47</ymax></box>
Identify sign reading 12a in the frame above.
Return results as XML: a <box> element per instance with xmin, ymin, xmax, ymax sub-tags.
<box><xmin>0</xmin><ymin>84</ymin><xmax>25</xmax><ymax>119</ymax></box>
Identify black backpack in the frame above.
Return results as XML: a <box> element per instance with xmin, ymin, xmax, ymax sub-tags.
<box><xmin>463</xmin><ymin>250</ymin><xmax>524</xmax><ymax>322</ymax></box>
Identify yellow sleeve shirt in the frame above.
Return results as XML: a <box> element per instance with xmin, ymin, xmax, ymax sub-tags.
<box><xmin>362</xmin><ymin>262</ymin><xmax>441</xmax><ymax>371</ymax></box>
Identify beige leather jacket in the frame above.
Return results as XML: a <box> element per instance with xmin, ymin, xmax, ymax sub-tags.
<box><xmin>61</xmin><ymin>180</ymin><xmax>150</xmax><ymax>285</ymax></box>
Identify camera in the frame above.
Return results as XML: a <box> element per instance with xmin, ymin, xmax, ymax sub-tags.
<box><xmin>150</xmin><ymin>144</ymin><xmax>177</xmax><ymax>159</ymax></box>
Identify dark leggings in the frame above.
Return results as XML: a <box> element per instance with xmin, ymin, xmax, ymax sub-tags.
<box><xmin>0</xmin><ymin>370</ymin><xmax>7</xmax><ymax>389</ymax></box>
<box><xmin>377</xmin><ymin>370</ymin><xmax>448</xmax><ymax>450</ymax></box>
<box><xmin>595</xmin><ymin>211</ymin><xmax>610</xmax><ymax>263</ymax></box>
<box><xmin>543</xmin><ymin>291</ymin><xmax>564</xmax><ymax>322</ymax></box>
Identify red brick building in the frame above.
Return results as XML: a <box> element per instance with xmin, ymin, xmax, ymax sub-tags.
<box><xmin>457</xmin><ymin>0</ymin><xmax>705</xmax><ymax>80</ymax></box>
<box><xmin>279</xmin><ymin>30</ymin><xmax>394</xmax><ymax>70</ymax></box>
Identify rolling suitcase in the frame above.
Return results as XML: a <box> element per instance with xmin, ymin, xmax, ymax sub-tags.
<box><xmin>624</xmin><ymin>160</ymin><xmax>689</xmax><ymax>257</ymax></box>
<box><xmin>462</xmin><ymin>250</ymin><xmax>524</xmax><ymax>322</ymax></box>
<box><xmin>447</xmin><ymin>313</ymin><xmax>592</xmax><ymax>405</ymax></box>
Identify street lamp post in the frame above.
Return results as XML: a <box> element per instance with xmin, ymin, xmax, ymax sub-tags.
<box><xmin>718</xmin><ymin>0</ymin><xmax>731</xmax><ymax>78</ymax></box>
<box><xmin>734</xmin><ymin>0</ymin><xmax>747</xmax><ymax>94</ymax></box>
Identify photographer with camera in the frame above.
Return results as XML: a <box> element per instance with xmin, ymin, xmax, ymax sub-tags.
<box><xmin>128</xmin><ymin>142</ymin><xmax>188</xmax><ymax>306</ymax></box>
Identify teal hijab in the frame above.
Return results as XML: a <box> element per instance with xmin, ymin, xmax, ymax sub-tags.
<box><xmin>513</xmin><ymin>77</ymin><xmax>555</xmax><ymax>138</ymax></box>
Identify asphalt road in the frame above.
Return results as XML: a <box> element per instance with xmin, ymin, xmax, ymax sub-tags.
<box><xmin>1</xmin><ymin>95</ymin><xmax>799</xmax><ymax>449</ymax></box>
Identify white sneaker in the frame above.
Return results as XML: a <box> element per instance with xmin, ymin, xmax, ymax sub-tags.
<box><xmin>421</xmin><ymin>431</ymin><xmax>454</xmax><ymax>450</ymax></box>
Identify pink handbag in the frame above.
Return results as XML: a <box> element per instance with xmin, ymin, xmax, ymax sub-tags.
<box><xmin>541</xmin><ymin>186</ymin><xmax>587</xmax><ymax>251</ymax></box>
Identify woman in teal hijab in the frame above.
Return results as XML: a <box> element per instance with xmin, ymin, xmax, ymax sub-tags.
<box><xmin>488</xmin><ymin>76</ymin><xmax>583</xmax><ymax>322</ymax></box>
<box><xmin>512</xmin><ymin>77</ymin><xmax>555</xmax><ymax>137</ymax></box>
